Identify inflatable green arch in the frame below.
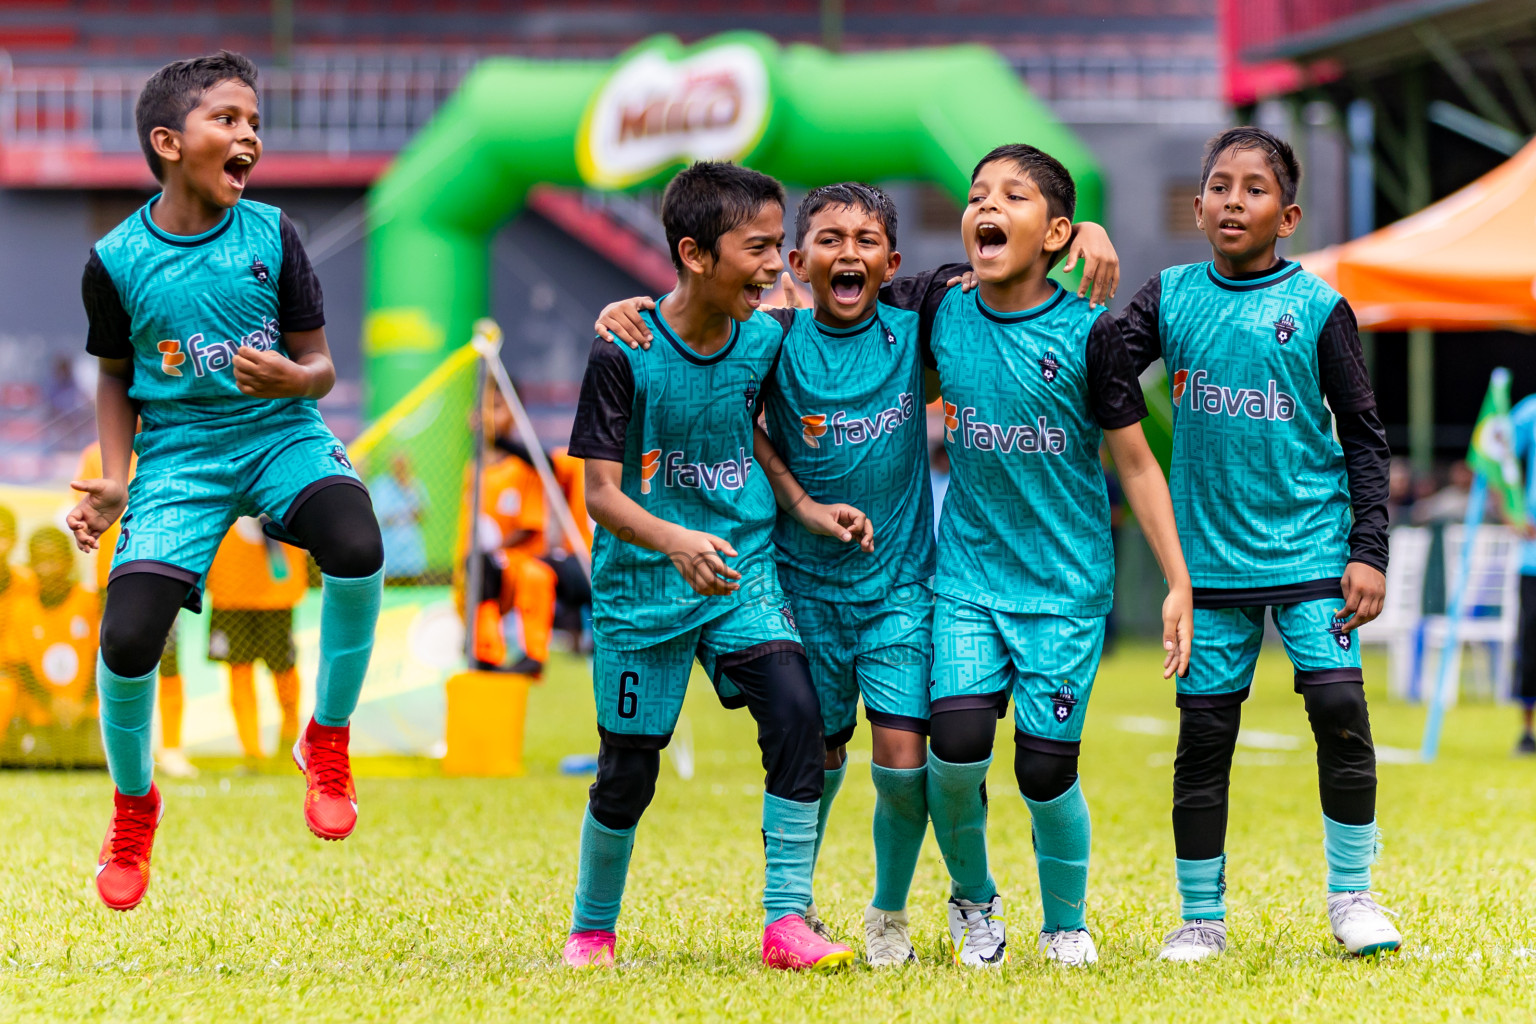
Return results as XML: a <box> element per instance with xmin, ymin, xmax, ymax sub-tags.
<box><xmin>363</xmin><ymin>31</ymin><xmax>1104</xmax><ymax>415</ymax></box>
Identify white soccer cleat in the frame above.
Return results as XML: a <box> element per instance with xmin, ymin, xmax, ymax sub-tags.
<box><xmin>156</xmin><ymin>748</ymin><xmax>198</xmax><ymax>779</ymax></box>
<box><xmin>1327</xmin><ymin>891</ymin><xmax>1402</xmax><ymax>956</ymax></box>
<box><xmin>863</xmin><ymin>905</ymin><xmax>917</xmax><ymax>967</ymax></box>
<box><xmin>803</xmin><ymin>902</ymin><xmax>836</xmax><ymax>943</ymax></box>
<box><xmin>1158</xmin><ymin>919</ymin><xmax>1227</xmax><ymax>962</ymax></box>
<box><xmin>1039</xmin><ymin>928</ymin><xmax>1098</xmax><ymax>967</ymax></box>
<box><xmin>946</xmin><ymin>896</ymin><xmax>1007</xmax><ymax>967</ymax></box>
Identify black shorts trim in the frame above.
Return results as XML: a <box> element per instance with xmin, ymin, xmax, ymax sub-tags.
<box><xmin>1014</xmin><ymin>729</ymin><xmax>1081</xmax><ymax>757</ymax></box>
<box><xmin>1193</xmin><ymin>578</ymin><xmax>1343</xmax><ymax>609</ymax></box>
<box><xmin>107</xmin><ymin>560</ymin><xmax>203</xmax><ymax>613</ymax></box>
<box><xmin>713</xmin><ymin>639</ymin><xmax>806</xmax><ymax>674</ymax></box>
<box><xmin>1175</xmin><ymin>686</ymin><xmax>1251</xmax><ymax>709</ymax></box>
<box><xmin>865</xmin><ymin>709</ymin><xmax>930</xmax><ymax>736</ymax></box>
<box><xmin>825</xmin><ymin>724</ymin><xmax>857</xmax><ymax>749</ymax></box>
<box><xmin>598</xmin><ymin>725</ymin><xmax>672</xmax><ymax>751</ymax></box>
<box><xmin>1294</xmin><ymin>668</ymin><xmax>1364</xmax><ymax>689</ymax></box>
<box><xmin>279</xmin><ymin>475</ymin><xmax>370</xmax><ymax>534</ymax></box>
<box><xmin>930</xmin><ymin>689</ymin><xmax>1010</xmax><ymax>718</ymax></box>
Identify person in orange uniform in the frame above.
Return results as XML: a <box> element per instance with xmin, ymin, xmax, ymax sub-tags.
<box><xmin>0</xmin><ymin>527</ymin><xmax>104</xmax><ymax>765</ymax></box>
<box><xmin>76</xmin><ymin>443</ymin><xmax>194</xmax><ymax>777</ymax></box>
<box><xmin>458</xmin><ymin>389</ymin><xmax>558</xmax><ymax>677</ymax></box>
<box><xmin>548</xmin><ymin>448</ymin><xmax>595</xmax><ymax>651</ymax></box>
<box><xmin>204</xmin><ymin>517</ymin><xmax>308</xmax><ymax>764</ymax></box>
<box><xmin>0</xmin><ymin>506</ymin><xmax>38</xmax><ymax>739</ymax></box>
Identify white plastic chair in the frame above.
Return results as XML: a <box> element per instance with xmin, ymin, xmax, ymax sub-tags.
<box><xmin>1419</xmin><ymin>525</ymin><xmax>1521</xmax><ymax>706</ymax></box>
<box><xmin>1357</xmin><ymin>526</ymin><xmax>1431</xmax><ymax>700</ymax></box>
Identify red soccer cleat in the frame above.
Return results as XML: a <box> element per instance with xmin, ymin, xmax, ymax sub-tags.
<box><xmin>96</xmin><ymin>784</ymin><xmax>164</xmax><ymax>911</ymax></box>
<box><xmin>293</xmin><ymin>719</ymin><xmax>358</xmax><ymax>841</ymax></box>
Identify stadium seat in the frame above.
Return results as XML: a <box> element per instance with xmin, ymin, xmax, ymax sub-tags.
<box><xmin>1417</xmin><ymin>525</ymin><xmax>1522</xmax><ymax>707</ymax></box>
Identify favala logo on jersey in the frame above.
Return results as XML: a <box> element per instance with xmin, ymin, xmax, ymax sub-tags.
<box><xmin>641</xmin><ymin>447</ymin><xmax>754</xmax><ymax>493</ymax></box>
<box><xmin>157</xmin><ymin>339</ymin><xmax>185</xmax><ymax>377</ymax></box>
<box><xmin>1172</xmin><ymin>369</ymin><xmax>1295</xmax><ymax>422</ymax></box>
<box><xmin>181</xmin><ymin>317</ymin><xmax>283</xmax><ymax>379</ymax></box>
<box><xmin>951</xmin><ymin>405</ymin><xmax>1067</xmax><ymax>455</ymax></box>
<box><xmin>798</xmin><ymin>393</ymin><xmax>916</xmax><ymax>448</ymax></box>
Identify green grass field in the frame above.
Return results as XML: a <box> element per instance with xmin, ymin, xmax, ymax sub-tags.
<box><xmin>2</xmin><ymin>643</ymin><xmax>1533</xmax><ymax>1022</ymax></box>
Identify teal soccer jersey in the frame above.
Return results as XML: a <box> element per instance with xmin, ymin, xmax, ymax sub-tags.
<box><xmin>1118</xmin><ymin>260</ymin><xmax>1390</xmax><ymax>600</ymax></box>
<box><xmin>569</xmin><ymin>305</ymin><xmax>793</xmax><ymax>650</ymax></box>
<box><xmin>760</xmin><ymin>304</ymin><xmax>934</xmax><ymax>600</ymax></box>
<box><xmin>84</xmin><ymin>196</ymin><xmax>328</xmax><ymax>432</ymax></box>
<box><xmin>82</xmin><ymin>196</ymin><xmax>361</xmax><ymax>610</ymax></box>
<box><xmin>923</xmin><ymin>284</ymin><xmax>1147</xmax><ymax>616</ymax></box>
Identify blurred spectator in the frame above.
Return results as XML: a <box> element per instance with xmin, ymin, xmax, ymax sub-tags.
<box><xmin>0</xmin><ymin>506</ymin><xmax>38</xmax><ymax>640</ymax></box>
<box><xmin>0</xmin><ymin>527</ymin><xmax>104</xmax><ymax>766</ymax></box>
<box><xmin>1412</xmin><ymin>461</ymin><xmax>1475</xmax><ymax>525</ymax></box>
<box><xmin>1386</xmin><ymin>457</ymin><xmax>1416</xmax><ymax>527</ymax></box>
<box><xmin>205</xmin><ymin>517</ymin><xmax>307</xmax><ymax>766</ymax></box>
<box><xmin>44</xmin><ymin>356</ymin><xmax>89</xmax><ymax>451</ymax></box>
<box><xmin>930</xmin><ymin>441</ymin><xmax>950</xmax><ymax>539</ymax></box>
<box><xmin>549</xmin><ymin>449</ymin><xmax>594</xmax><ymax>653</ymax></box>
<box><xmin>371</xmin><ymin>452</ymin><xmax>429</xmax><ymax>582</ymax></box>
<box><xmin>1510</xmin><ymin>392</ymin><xmax>1536</xmax><ymax>754</ymax></box>
<box><xmin>77</xmin><ymin>443</ymin><xmax>194</xmax><ymax>777</ymax></box>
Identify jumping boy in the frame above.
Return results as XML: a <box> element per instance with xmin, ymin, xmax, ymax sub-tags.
<box><xmin>597</xmin><ymin>183</ymin><xmax>1124</xmax><ymax>965</ymax></box>
<box><xmin>563</xmin><ymin>161</ymin><xmax>873</xmax><ymax>971</ymax></box>
<box><xmin>914</xmin><ymin>145</ymin><xmax>1191</xmax><ymax>968</ymax></box>
<box><xmin>1115</xmin><ymin>127</ymin><xmax>1398</xmax><ymax>960</ymax></box>
<box><xmin>67</xmin><ymin>51</ymin><xmax>385</xmax><ymax>911</ymax></box>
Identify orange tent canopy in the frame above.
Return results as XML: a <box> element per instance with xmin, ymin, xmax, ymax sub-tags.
<box><xmin>1297</xmin><ymin>138</ymin><xmax>1536</xmax><ymax>332</ymax></box>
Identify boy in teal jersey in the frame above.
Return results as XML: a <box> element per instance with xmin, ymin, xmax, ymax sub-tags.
<box><xmin>1115</xmin><ymin>128</ymin><xmax>1399</xmax><ymax>960</ymax></box>
<box><xmin>912</xmin><ymin>145</ymin><xmax>1191</xmax><ymax>968</ymax></box>
<box><xmin>564</xmin><ymin>162</ymin><xmax>880</xmax><ymax>972</ymax></box>
<box><xmin>598</xmin><ymin>184</ymin><xmax>1124</xmax><ymax>965</ymax></box>
<box><xmin>65</xmin><ymin>53</ymin><xmax>384</xmax><ymax>912</ymax></box>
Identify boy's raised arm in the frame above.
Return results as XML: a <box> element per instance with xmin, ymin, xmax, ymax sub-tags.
<box><xmin>751</xmin><ymin>426</ymin><xmax>875</xmax><ymax>553</ymax></box>
<box><xmin>1115</xmin><ymin>276</ymin><xmax>1165</xmax><ymax>376</ymax></box>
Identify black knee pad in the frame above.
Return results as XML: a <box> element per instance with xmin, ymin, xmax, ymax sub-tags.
<box><xmin>588</xmin><ymin>743</ymin><xmax>661</xmax><ymax>831</ymax></box>
<box><xmin>1014</xmin><ymin>746</ymin><xmax>1078</xmax><ymax>803</ymax></box>
<box><xmin>1303</xmin><ymin>683</ymin><xmax>1376</xmax><ymax>824</ymax></box>
<box><xmin>1172</xmin><ymin>704</ymin><xmax>1242</xmax><ymax>810</ymax></box>
<box><xmin>722</xmin><ymin>649</ymin><xmax>825</xmax><ymax>804</ymax></box>
<box><xmin>288</xmin><ymin>484</ymin><xmax>386</xmax><ymax>578</ymax></box>
<box><xmin>100</xmin><ymin>574</ymin><xmax>187</xmax><ymax>677</ymax></box>
<box><xmin>929</xmin><ymin>708</ymin><xmax>998</xmax><ymax>765</ymax></box>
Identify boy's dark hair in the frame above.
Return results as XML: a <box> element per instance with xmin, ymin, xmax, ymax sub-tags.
<box><xmin>661</xmin><ymin>162</ymin><xmax>786</xmax><ymax>272</ymax></box>
<box><xmin>136</xmin><ymin>50</ymin><xmax>259</xmax><ymax>181</ymax></box>
<box><xmin>971</xmin><ymin>144</ymin><xmax>1077</xmax><ymax>223</ymax></box>
<box><xmin>1200</xmin><ymin>127</ymin><xmax>1301</xmax><ymax>206</ymax></box>
<box><xmin>794</xmin><ymin>182</ymin><xmax>898</xmax><ymax>250</ymax></box>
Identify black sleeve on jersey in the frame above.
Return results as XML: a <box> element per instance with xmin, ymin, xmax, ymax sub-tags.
<box><xmin>83</xmin><ymin>249</ymin><xmax>133</xmax><ymax>359</ymax></box>
<box><xmin>1316</xmin><ymin>299</ymin><xmax>1375</xmax><ymax>414</ymax></box>
<box><xmin>881</xmin><ymin>262</ymin><xmax>970</xmax><ymax>368</ymax></box>
<box><xmin>763</xmin><ymin>307</ymin><xmax>796</xmax><ymax>334</ymax></box>
<box><xmin>278</xmin><ymin>213</ymin><xmax>326</xmax><ymax>332</ymax></box>
<box><xmin>1085</xmin><ymin>315</ymin><xmax>1148</xmax><ymax>430</ymax></box>
<box><xmin>1116</xmin><ymin>275</ymin><xmax>1163</xmax><ymax>375</ymax></box>
<box><xmin>568</xmin><ymin>338</ymin><xmax>635</xmax><ymax>462</ymax></box>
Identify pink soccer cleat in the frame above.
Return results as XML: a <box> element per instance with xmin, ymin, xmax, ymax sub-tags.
<box><xmin>762</xmin><ymin>914</ymin><xmax>856</xmax><ymax>970</ymax></box>
<box><xmin>563</xmin><ymin>930</ymin><xmax>616</xmax><ymax>967</ymax></box>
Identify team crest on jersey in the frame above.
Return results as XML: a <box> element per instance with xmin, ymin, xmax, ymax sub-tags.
<box><xmin>328</xmin><ymin>444</ymin><xmax>353</xmax><ymax>470</ymax></box>
<box><xmin>800</xmin><ymin>414</ymin><xmax>828</xmax><ymax>448</ymax></box>
<box><xmin>251</xmin><ymin>256</ymin><xmax>270</xmax><ymax>283</ymax></box>
<box><xmin>1326</xmin><ymin>617</ymin><xmax>1352</xmax><ymax>652</ymax></box>
<box><xmin>744</xmin><ymin>371</ymin><xmax>759</xmax><ymax>412</ymax></box>
<box><xmin>640</xmin><ymin>449</ymin><xmax>662</xmax><ymax>493</ymax></box>
<box><xmin>1039</xmin><ymin>350</ymin><xmax>1060</xmax><ymax>383</ymax></box>
<box><xmin>1050</xmin><ymin>683</ymin><xmax>1078</xmax><ymax>723</ymax></box>
<box><xmin>780</xmin><ymin>604</ymin><xmax>798</xmax><ymax>632</ymax></box>
<box><xmin>1273</xmin><ymin>313</ymin><xmax>1298</xmax><ymax>345</ymax></box>
<box><xmin>157</xmin><ymin>339</ymin><xmax>185</xmax><ymax>377</ymax></box>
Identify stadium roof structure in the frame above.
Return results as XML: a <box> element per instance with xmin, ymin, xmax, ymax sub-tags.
<box><xmin>1298</xmin><ymin>135</ymin><xmax>1536</xmax><ymax>332</ymax></box>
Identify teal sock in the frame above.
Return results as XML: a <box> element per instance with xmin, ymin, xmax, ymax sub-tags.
<box><xmin>1023</xmin><ymin>779</ymin><xmax>1091</xmax><ymax>932</ymax></box>
<box><xmin>96</xmin><ymin>654</ymin><xmax>155</xmax><ymax>797</ymax></box>
<box><xmin>1175</xmin><ymin>855</ymin><xmax>1227</xmax><ymax>921</ymax></box>
<box><xmin>314</xmin><ymin>568</ymin><xmax>383</xmax><ymax>727</ymax></box>
<box><xmin>925</xmin><ymin>752</ymin><xmax>996</xmax><ymax>904</ymax></box>
<box><xmin>762</xmin><ymin>792</ymin><xmax>818</xmax><ymax>926</ymax></box>
<box><xmin>1323</xmin><ymin>815</ymin><xmax>1377</xmax><ymax>891</ymax></box>
<box><xmin>811</xmin><ymin>761</ymin><xmax>846</xmax><ymax>895</ymax></box>
<box><xmin>870</xmin><ymin>763</ymin><xmax>927</xmax><ymax>912</ymax></box>
<box><xmin>571</xmin><ymin>808</ymin><xmax>637</xmax><ymax>934</ymax></box>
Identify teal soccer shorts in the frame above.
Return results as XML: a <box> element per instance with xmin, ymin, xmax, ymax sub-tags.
<box><xmin>930</xmin><ymin>594</ymin><xmax>1105</xmax><ymax>754</ymax></box>
<box><xmin>109</xmin><ymin>412</ymin><xmax>363</xmax><ymax>611</ymax></box>
<box><xmin>1179</xmin><ymin>596</ymin><xmax>1363</xmax><ymax>707</ymax></box>
<box><xmin>593</xmin><ymin>591</ymin><xmax>803</xmax><ymax>748</ymax></box>
<box><xmin>789</xmin><ymin>582</ymin><xmax>933</xmax><ymax>747</ymax></box>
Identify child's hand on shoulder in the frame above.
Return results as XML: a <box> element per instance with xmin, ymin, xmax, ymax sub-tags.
<box><xmin>234</xmin><ymin>346</ymin><xmax>310</xmax><ymax>398</ymax></box>
<box><xmin>1063</xmin><ymin>222</ymin><xmax>1120</xmax><ymax>308</ymax></box>
<box><xmin>666</xmin><ymin>527</ymin><xmax>741</xmax><ymax>596</ymax></box>
<box><xmin>792</xmin><ymin>500</ymin><xmax>875</xmax><ymax>553</ymax></box>
<box><xmin>1162</xmin><ymin>581</ymin><xmax>1192</xmax><ymax>679</ymax></box>
<box><xmin>1337</xmin><ymin>561</ymin><xmax>1386</xmax><ymax>632</ymax></box>
<box><xmin>595</xmin><ymin>297</ymin><xmax>656</xmax><ymax>350</ymax></box>
<box><xmin>66</xmin><ymin>477</ymin><xmax>127</xmax><ymax>552</ymax></box>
